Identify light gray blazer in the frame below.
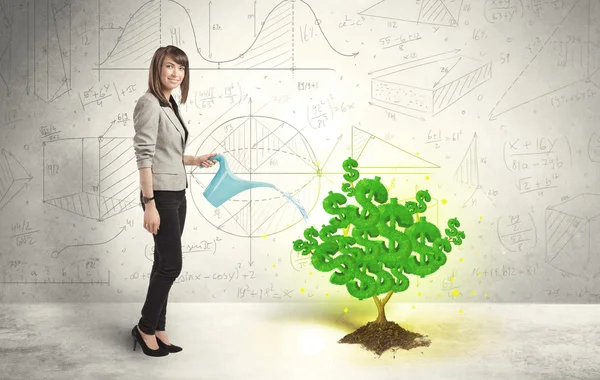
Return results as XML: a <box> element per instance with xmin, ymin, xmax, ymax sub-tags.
<box><xmin>133</xmin><ymin>92</ymin><xmax>189</xmax><ymax>191</ymax></box>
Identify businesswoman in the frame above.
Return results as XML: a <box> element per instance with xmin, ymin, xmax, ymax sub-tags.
<box><xmin>131</xmin><ymin>45</ymin><xmax>216</xmax><ymax>357</ymax></box>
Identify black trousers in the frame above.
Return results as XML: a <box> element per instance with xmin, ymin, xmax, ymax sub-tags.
<box><xmin>138</xmin><ymin>190</ymin><xmax>186</xmax><ymax>335</ymax></box>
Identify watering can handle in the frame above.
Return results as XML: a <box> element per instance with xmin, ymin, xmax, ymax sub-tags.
<box><xmin>197</xmin><ymin>153</ymin><xmax>223</xmax><ymax>168</ymax></box>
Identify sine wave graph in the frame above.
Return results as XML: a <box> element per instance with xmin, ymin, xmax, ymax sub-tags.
<box><xmin>97</xmin><ymin>0</ymin><xmax>358</xmax><ymax>73</ymax></box>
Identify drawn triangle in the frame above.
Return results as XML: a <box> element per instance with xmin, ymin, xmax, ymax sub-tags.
<box><xmin>419</xmin><ymin>0</ymin><xmax>460</xmax><ymax>27</ymax></box>
<box><xmin>359</xmin><ymin>0</ymin><xmax>460</xmax><ymax>26</ymax></box>
<box><xmin>351</xmin><ymin>126</ymin><xmax>439</xmax><ymax>172</ymax></box>
<box><xmin>358</xmin><ymin>0</ymin><xmax>423</xmax><ymax>24</ymax></box>
<box><xmin>454</xmin><ymin>133</ymin><xmax>478</xmax><ymax>186</ymax></box>
<box><xmin>0</xmin><ymin>149</ymin><xmax>14</xmax><ymax>192</ymax></box>
<box><xmin>217</xmin><ymin>198</ymin><xmax>252</xmax><ymax>236</ymax></box>
<box><xmin>490</xmin><ymin>0</ymin><xmax>597</xmax><ymax>118</ymax></box>
<box><xmin>3</xmin><ymin>150</ymin><xmax>31</xmax><ymax>181</ymax></box>
<box><xmin>589</xmin><ymin>66</ymin><xmax>600</xmax><ymax>88</ymax></box>
<box><xmin>0</xmin><ymin>181</ymin><xmax>24</xmax><ymax>211</ymax></box>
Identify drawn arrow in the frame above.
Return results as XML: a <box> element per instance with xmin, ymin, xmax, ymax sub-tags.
<box><xmin>101</xmin><ymin>120</ymin><xmax>117</xmax><ymax>137</ymax></box>
<box><xmin>368</xmin><ymin>49</ymin><xmax>461</xmax><ymax>75</ymax></box>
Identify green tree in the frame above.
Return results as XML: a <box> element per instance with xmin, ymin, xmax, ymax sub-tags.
<box><xmin>293</xmin><ymin>157</ymin><xmax>466</xmax><ymax>326</ymax></box>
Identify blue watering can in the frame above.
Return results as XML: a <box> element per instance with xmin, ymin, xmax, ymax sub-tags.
<box><xmin>202</xmin><ymin>154</ymin><xmax>308</xmax><ymax>220</ymax></box>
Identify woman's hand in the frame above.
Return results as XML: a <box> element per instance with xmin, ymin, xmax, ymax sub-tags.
<box><xmin>196</xmin><ymin>153</ymin><xmax>218</xmax><ymax>168</ymax></box>
<box><xmin>143</xmin><ymin>205</ymin><xmax>160</xmax><ymax>235</ymax></box>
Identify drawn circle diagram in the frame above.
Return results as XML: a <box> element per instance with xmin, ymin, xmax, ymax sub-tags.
<box><xmin>189</xmin><ymin>115</ymin><xmax>320</xmax><ymax>237</ymax></box>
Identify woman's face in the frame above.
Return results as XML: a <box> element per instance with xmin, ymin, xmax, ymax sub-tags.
<box><xmin>160</xmin><ymin>55</ymin><xmax>185</xmax><ymax>95</ymax></box>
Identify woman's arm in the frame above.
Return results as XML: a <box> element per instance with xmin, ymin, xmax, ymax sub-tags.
<box><xmin>183</xmin><ymin>155</ymin><xmax>199</xmax><ymax>166</ymax></box>
<box><xmin>183</xmin><ymin>154</ymin><xmax>217</xmax><ymax>167</ymax></box>
<box><xmin>138</xmin><ymin>167</ymin><xmax>154</xmax><ymax>204</ymax></box>
<box><xmin>133</xmin><ymin>95</ymin><xmax>160</xmax><ymax>233</ymax></box>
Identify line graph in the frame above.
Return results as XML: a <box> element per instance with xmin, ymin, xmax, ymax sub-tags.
<box><xmin>96</xmin><ymin>0</ymin><xmax>358</xmax><ymax>75</ymax></box>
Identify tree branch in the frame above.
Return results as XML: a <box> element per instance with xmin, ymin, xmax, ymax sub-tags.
<box><xmin>372</xmin><ymin>295</ymin><xmax>382</xmax><ymax>308</ymax></box>
<box><xmin>381</xmin><ymin>290</ymin><xmax>394</xmax><ymax>306</ymax></box>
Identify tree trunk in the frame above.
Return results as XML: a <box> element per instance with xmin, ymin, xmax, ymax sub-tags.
<box><xmin>372</xmin><ymin>290</ymin><xmax>394</xmax><ymax>324</ymax></box>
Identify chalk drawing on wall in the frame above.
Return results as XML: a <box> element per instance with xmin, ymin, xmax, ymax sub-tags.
<box><xmin>42</xmin><ymin>136</ymin><xmax>138</xmax><ymax>221</ymax></box>
<box><xmin>588</xmin><ymin>132</ymin><xmax>600</xmax><ymax>162</ymax></box>
<box><xmin>545</xmin><ymin>193</ymin><xmax>600</xmax><ymax>279</ymax></box>
<box><xmin>51</xmin><ymin>226</ymin><xmax>127</xmax><ymax>259</ymax></box>
<box><xmin>0</xmin><ymin>149</ymin><xmax>32</xmax><ymax>211</ymax></box>
<box><xmin>1</xmin><ymin>258</ymin><xmax>110</xmax><ymax>285</ymax></box>
<box><xmin>370</xmin><ymin>54</ymin><xmax>492</xmax><ymax>119</ymax></box>
<box><xmin>454</xmin><ymin>132</ymin><xmax>479</xmax><ymax>187</ymax></box>
<box><xmin>33</xmin><ymin>0</ymin><xmax>72</xmax><ymax>103</ymax></box>
<box><xmin>358</xmin><ymin>0</ymin><xmax>464</xmax><ymax>27</ymax></box>
<box><xmin>489</xmin><ymin>0</ymin><xmax>600</xmax><ymax>119</ymax></box>
<box><xmin>189</xmin><ymin>107</ymin><xmax>320</xmax><ymax>238</ymax></box>
<box><xmin>497</xmin><ymin>213</ymin><xmax>538</xmax><ymax>254</ymax></box>
<box><xmin>97</xmin><ymin>0</ymin><xmax>161</xmax><ymax>71</ymax></box>
<box><xmin>0</xmin><ymin>1</ymin><xmax>11</xmax><ymax>96</ymax></box>
<box><xmin>97</xmin><ymin>0</ymin><xmax>357</xmax><ymax>73</ymax></box>
<box><xmin>351</xmin><ymin>126</ymin><xmax>440</xmax><ymax>174</ymax></box>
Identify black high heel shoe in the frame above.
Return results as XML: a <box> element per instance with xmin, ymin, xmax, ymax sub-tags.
<box><xmin>131</xmin><ymin>326</ymin><xmax>169</xmax><ymax>357</ymax></box>
<box><xmin>156</xmin><ymin>336</ymin><xmax>183</xmax><ymax>353</ymax></box>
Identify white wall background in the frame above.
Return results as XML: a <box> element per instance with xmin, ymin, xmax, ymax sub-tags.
<box><xmin>0</xmin><ymin>0</ymin><xmax>599</xmax><ymax>303</ymax></box>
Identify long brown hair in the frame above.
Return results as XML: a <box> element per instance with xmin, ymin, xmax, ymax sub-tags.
<box><xmin>147</xmin><ymin>45</ymin><xmax>190</xmax><ymax>104</ymax></box>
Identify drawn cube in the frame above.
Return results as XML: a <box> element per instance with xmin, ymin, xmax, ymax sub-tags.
<box><xmin>371</xmin><ymin>56</ymin><xmax>492</xmax><ymax>115</ymax></box>
<box><xmin>43</xmin><ymin>137</ymin><xmax>139</xmax><ymax>221</ymax></box>
<box><xmin>545</xmin><ymin>194</ymin><xmax>600</xmax><ymax>278</ymax></box>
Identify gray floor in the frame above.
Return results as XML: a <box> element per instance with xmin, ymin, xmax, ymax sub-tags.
<box><xmin>1</xmin><ymin>302</ymin><xmax>599</xmax><ymax>379</ymax></box>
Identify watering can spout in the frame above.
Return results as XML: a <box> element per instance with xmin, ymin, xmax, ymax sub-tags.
<box><xmin>202</xmin><ymin>154</ymin><xmax>275</xmax><ymax>208</ymax></box>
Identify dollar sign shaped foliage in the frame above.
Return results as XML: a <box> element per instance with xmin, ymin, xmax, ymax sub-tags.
<box><xmin>313</xmin><ymin>224</ymin><xmax>361</xmax><ymax>285</ymax></box>
<box><xmin>341</xmin><ymin>182</ymin><xmax>355</xmax><ymax>197</ymax></box>
<box><xmin>371</xmin><ymin>266</ymin><xmax>397</xmax><ymax>295</ymax></box>
<box><xmin>342</xmin><ymin>157</ymin><xmax>360</xmax><ymax>182</ymax></box>
<box><xmin>319</xmin><ymin>224</ymin><xmax>358</xmax><ymax>258</ymax></box>
<box><xmin>403</xmin><ymin>217</ymin><xmax>446</xmax><ymax>277</ymax></box>
<box><xmin>310</xmin><ymin>241</ymin><xmax>341</xmax><ymax>273</ymax></box>
<box><xmin>292</xmin><ymin>226</ymin><xmax>319</xmax><ymax>256</ymax></box>
<box><xmin>445</xmin><ymin>217</ymin><xmax>466</xmax><ymax>245</ymax></box>
<box><xmin>346</xmin><ymin>266</ymin><xmax>377</xmax><ymax>300</ymax></box>
<box><xmin>328</xmin><ymin>253</ymin><xmax>358</xmax><ymax>286</ymax></box>
<box><xmin>377</xmin><ymin>198</ymin><xmax>414</xmax><ymax>267</ymax></box>
<box><xmin>431</xmin><ymin>237</ymin><xmax>452</xmax><ymax>267</ymax></box>
<box><xmin>389</xmin><ymin>266</ymin><xmax>410</xmax><ymax>293</ymax></box>
<box><xmin>353</xmin><ymin>176</ymin><xmax>388</xmax><ymax>229</ymax></box>
<box><xmin>291</xmin><ymin>158</ymin><xmax>468</xmax><ymax>302</ymax></box>
<box><xmin>341</xmin><ymin>157</ymin><xmax>359</xmax><ymax>197</ymax></box>
<box><xmin>322</xmin><ymin>190</ymin><xmax>358</xmax><ymax>229</ymax></box>
<box><xmin>351</xmin><ymin>225</ymin><xmax>384</xmax><ymax>274</ymax></box>
<box><xmin>405</xmin><ymin>190</ymin><xmax>431</xmax><ymax>214</ymax></box>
